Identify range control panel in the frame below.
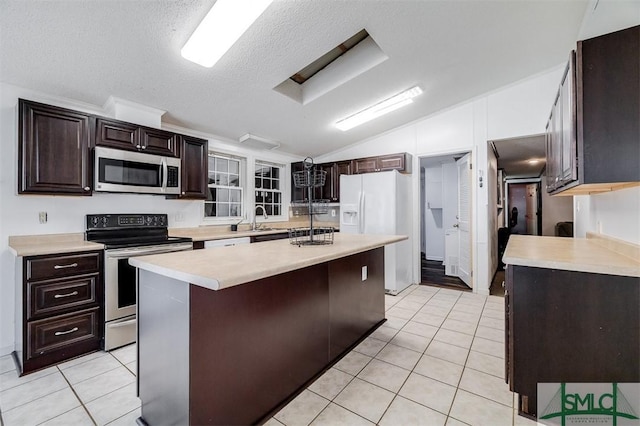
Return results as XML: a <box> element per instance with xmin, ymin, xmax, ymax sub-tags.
<box><xmin>86</xmin><ymin>214</ymin><xmax>168</xmax><ymax>230</ymax></box>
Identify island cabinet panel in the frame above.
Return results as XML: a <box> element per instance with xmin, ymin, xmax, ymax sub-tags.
<box><xmin>137</xmin><ymin>247</ymin><xmax>387</xmax><ymax>426</ymax></box>
<box><xmin>189</xmin><ymin>264</ymin><xmax>330</xmax><ymax>426</ymax></box>
<box><xmin>506</xmin><ymin>265</ymin><xmax>639</xmax><ymax>419</ymax></box>
<box><xmin>329</xmin><ymin>248</ymin><xmax>384</xmax><ymax>360</ymax></box>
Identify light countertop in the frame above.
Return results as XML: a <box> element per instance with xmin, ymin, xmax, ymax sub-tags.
<box><xmin>503</xmin><ymin>233</ymin><xmax>640</xmax><ymax>277</ymax></box>
<box><xmin>130</xmin><ymin>233</ymin><xmax>406</xmax><ymax>291</ymax></box>
<box><xmin>8</xmin><ymin>233</ymin><xmax>104</xmax><ymax>257</ymax></box>
<box><xmin>169</xmin><ymin>221</ymin><xmax>338</xmax><ymax>241</ymax></box>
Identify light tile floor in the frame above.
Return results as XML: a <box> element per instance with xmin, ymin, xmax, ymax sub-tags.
<box><xmin>0</xmin><ymin>343</ymin><xmax>139</xmax><ymax>425</ymax></box>
<box><xmin>0</xmin><ymin>285</ymin><xmax>541</xmax><ymax>425</ymax></box>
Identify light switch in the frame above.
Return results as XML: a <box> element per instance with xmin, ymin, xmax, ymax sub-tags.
<box><xmin>38</xmin><ymin>211</ymin><xmax>47</xmax><ymax>224</ymax></box>
<box><xmin>361</xmin><ymin>266</ymin><xmax>367</xmax><ymax>281</ymax></box>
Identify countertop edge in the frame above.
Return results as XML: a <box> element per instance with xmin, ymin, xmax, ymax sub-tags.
<box><xmin>131</xmin><ymin>235</ymin><xmax>406</xmax><ymax>290</ymax></box>
<box><xmin>503</xmin><ymin>235</ymin><xmax>640</xmax><ymax>278</ymax></box>
<box><xmin>131</xmin><ymin>259</ymin><xmax>221</xmax><ymax>290</ymax></box>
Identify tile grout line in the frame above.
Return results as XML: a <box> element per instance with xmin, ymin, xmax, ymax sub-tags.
<box><xmin>443</xmin><ymin>292</ymin><xmax>487</xmax><ymax>423</ymax></box>
<box><xmin>43</xmin><ymin>365</ymin><xmax>98</xmax><ymax>426</ymax></box>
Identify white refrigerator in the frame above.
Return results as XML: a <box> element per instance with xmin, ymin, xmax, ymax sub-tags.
<box><xmin>340</xmin><ymin>170</ymin><xmax>413</xmax><ymax>294</ymax></box>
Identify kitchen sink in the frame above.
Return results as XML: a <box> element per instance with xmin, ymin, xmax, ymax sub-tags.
<box><xmin>250</xmin><ymin>227</ymin><xmax>276</xmax><ymax>232</ymax></box>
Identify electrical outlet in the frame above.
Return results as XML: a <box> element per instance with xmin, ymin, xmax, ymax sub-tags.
<box><xmin>38</xmin><ymin>211</ymin><xmax>47</xmax><ymax>224</ymax></box>
<box><xmin>331</xmin><ymin>209</ymin><xmax>336</xmax><ymax>217</ymax></box>
<box><xmin>175</xmin><ymin>213</ymin><xmax>185</xmax><ymax>222</ymax></box>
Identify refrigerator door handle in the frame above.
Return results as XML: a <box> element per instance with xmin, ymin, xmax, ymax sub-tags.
<box><xmin>359</xmin><ymin>191</ymin><xmax>365</xmax><ymax>233</ymax></box>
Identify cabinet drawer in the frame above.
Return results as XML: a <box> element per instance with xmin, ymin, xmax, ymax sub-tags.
<box><xmin>27</xmin><ymin>307</ymin><xmax>100</xmax><ymax>360</ymax></box>
<box><xmin>28</xmin><ymin>275</ymin><xmax>98</xmax><ymax>320</ymax></box>
<box><xmin>27</xmin><ymin>252</ymin><xmax>101</xmax><ymax>281</ymax></box>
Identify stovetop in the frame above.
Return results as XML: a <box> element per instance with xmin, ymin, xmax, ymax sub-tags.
<box><xmin>85</xmin><ymin>214</ymin><xmax>191</xmax><ymax>249</ymax></box>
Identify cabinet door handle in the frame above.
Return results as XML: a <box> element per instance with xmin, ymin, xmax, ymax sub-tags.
<box><xmin>141</xmin><ymin>145</ymin><xmax>147</xmax><ymax>150</ymax></box>
<box><xmin>83</xmin><ymin>186</ymin><xmax>90</xmax><ymax>191</ymax></box>
<box><xmin>54</xmin><ymin>291</ymin><xmax>79</xmax><ymax>299</ymax></box>
<box><xmin>54</xmin><ymin>327</ymin><xmax>78</xmax><ymax>336</ymax></box>
<box><xmin>136</xmin><ymin>144</ymin><xmax>142</xmax><ymax>149</ymax></box>
<box><xmin>53</xmin><ymin>263</ymin><xmax>78</xmax><ymax>270</ymax></box>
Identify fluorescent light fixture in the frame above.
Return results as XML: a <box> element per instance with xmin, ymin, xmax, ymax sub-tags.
<box><xmin>239</xmin><ymin>133</ymin><xmax>280</xmax><ymax>150</ymax></box>
<box><xmin>335</xmin><ymin>86</ymin><xmax>423</xmax><ymax>131</ymax></box>
<box><xmin>181</xmin><ymin>0</ymin><xmax>273</xmax><ymax>68</ymax></box>
<box><xmin>527</xmin><ymin>159</ymin><xmax>540</xmax><ymax>165</ymax></box>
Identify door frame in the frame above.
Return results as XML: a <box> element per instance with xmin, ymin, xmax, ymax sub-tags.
<box><xmin>417</xmin><ymin>150</ymin><xmax>473</xmax><ymax>287</ymax></box>
<box><xmin>504</xmin><ymin>177</ymin><xmax>543</xmax><ymax>235</ymax></box>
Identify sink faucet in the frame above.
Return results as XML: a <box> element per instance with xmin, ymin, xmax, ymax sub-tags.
<box><xmin>252</xmin><ymin>205</ymin><xmax>268</xmax><ymax>231</ymax></box>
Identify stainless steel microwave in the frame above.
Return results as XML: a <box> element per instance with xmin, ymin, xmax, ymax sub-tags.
<box><xmin>94</xmin><ymin>146</ymin><xmax>181</xmax><ymax>195</ymax></box>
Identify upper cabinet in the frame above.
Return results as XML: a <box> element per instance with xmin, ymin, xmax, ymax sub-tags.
<box><xmin>353</xmin><ymin>153</ymin><xmax>411</xmax><ymax>174</ymax></box>
<box><xmin>96</xmin><ymin>117</ymin><xmax>178</xmax><ymax>157</ymax></box>
<box><xmin>179</xmin><ymin>135</ymin><xmax>208</xmax><ymax>199</ymax></box>
<box><xmin>546</xmin><ymin>25</ymin><xmax>639</xmax><ymax>195</ymax></box>
<box><xmin>18</xmin><ymin>99</ymin><xmax>93</xmax><ymax>195</ymax></box>
<box><xmin>18</xmin><ymin>99</ymin><xmax>210</xmax><ymax>197</ymax></box>
<box><xmin>291</xmin><ymin>154</ymin><xmax>411</xmax><ymax>203</ymax></box>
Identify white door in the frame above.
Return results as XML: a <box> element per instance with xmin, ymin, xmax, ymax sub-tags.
<box><xmin>525</xmin><ymin>183</ymin><xmax>538</xmax><ymax>235</ymax></box>
<box><xmin>456</xmin><ymin>153</ymin><xmax>472</xmax><ymax>287</ymax></box>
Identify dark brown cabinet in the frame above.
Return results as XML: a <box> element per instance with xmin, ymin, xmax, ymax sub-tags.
<box><xmin>291</xmin><ymin>154</ymin><xmax>410</xmax><ymax>203</ymax></box>
<box><xmin>547</xmin><ymin>25</ymin><xmax>639</xmax><ymax>195</ymax></box>
<box><xmin>353</xmin><ymin>153</ymin><xmax>411</xmax><ymax>174</ymax></box>
<box><xmin>545</xmin><ymin>52</ymin><xmax>577</xmax><ymax>192</ymax></box>
<box><xmin>16</xmin><ymin>251</ymin><xmax>103</xmax><ymax>375</ymax></box>
<box><xmin>328</xmin><ymin>248</ymin><xmax>384</xmax><ymax>360</ymax></box>
<box><xmin>95</xmin><ymin>117</ymin><xmax>178</xmax><ymax>157</ymax></box>
<box><xmin>505</xmin><ymin>265</ymin><xmax>639</xmax><ymax>419</ymax></box>
<box><xmin>178</xmin><ymin>135</ymin><xmax>208</xmax><ymax>199</ymax></box>
<box><xmin>314</xmin><ymin>162</ymin><xmax>337</xmax><ymax>201</ymax></box>
<box><xmin>332</xmin><ymin>161</ymin><xmax>353</xmax><ymax>203</ymax></box>
<box><xmin>290</xmin><ymin>161</ymin><xmax>308</xmax><ymax>202</ymax></box>
<box><xmin>18</xmin><ymin>99</ymin><xmax>93</xmax><ymax>195</ymax></box>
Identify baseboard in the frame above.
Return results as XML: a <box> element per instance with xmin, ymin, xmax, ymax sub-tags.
<box><xmin>0</xmin><ymin>345</ymin><xmax>14</xmax><ymax>357</ymax></box>
<box><xmin>475</xmin><ymin>287</ymin><xmax>490</xmax><ymax>296</ymax></box>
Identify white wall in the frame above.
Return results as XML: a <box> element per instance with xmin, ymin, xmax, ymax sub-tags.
<box><xmin>317</xmin><ymin>65</ymin><xmax>564</xmax><ymax>295</ymax></box>
<box><xmin>574</xmin><ymin>186</ymin><xmax>640</xmax><ymax>243</ymax></box>
<box><xmin>0</xmin><ymin>83</ymin><xmax>299</xmax><ymax>355</ymax></box>
<box><xmin>541</xmin><ymin>180</ymin><xmax>574</xmax><ymax>236</ymax></box>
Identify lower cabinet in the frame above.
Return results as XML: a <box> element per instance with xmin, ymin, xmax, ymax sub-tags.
<box><xmin>328</xmin><ymin>248</ymin><xmax>384</xmax><ymax>359</ymax></box>
<box><xmin>505</xmin><ymin>265</ymin><xmax>639</xmax><ymax>419</ymax></box>
<box><xmin>16</xmin><ymin>251</ymin><xmax>103</xmax><ymax>375</ymax></box>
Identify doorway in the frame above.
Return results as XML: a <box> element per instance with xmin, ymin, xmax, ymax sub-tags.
<box><xmin>419</xmin><ymin>152</ymin><xmax>472</xmax><ymax>290</ymax></box>
<box><xmin>505</xmin><ymin>180</ymin><xmax>542</xmax><ymax>236</ymax></box>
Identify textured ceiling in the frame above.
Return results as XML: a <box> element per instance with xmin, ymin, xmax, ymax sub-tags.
<box><xmin>0</xmin><ymin>0</ymin><xmax>593</xmax><ymax>157</ymax></box>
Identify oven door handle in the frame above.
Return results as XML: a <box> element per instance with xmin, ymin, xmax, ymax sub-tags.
<box><xmin>109</xmin><ymin>318</ymin><xmax>137</xmax><ymax>328</ymax></box>
<box><xmin>106</xmin><ymin>244</ymin><xmax>192</xmax><ymax>258</ymax></box>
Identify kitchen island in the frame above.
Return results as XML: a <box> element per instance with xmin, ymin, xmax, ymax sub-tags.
<box><xmin>130</xmin><ymin>233</ymin><xmax>406</xmax><ymax>426</ymax></box>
